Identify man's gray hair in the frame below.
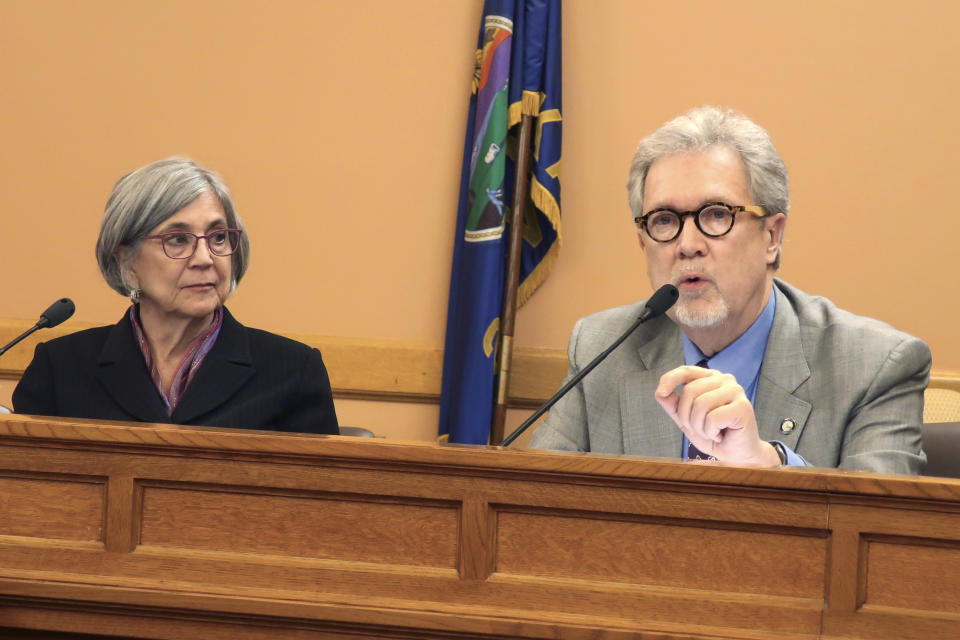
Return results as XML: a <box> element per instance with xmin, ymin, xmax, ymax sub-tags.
<box><xmin>627</xmin><ymin>106</ymin><xmax>789</xmax><ymax>267</ymax></box>
<box><xmin>96</xmin><ymin>157</ymin><xmax>251</xmax><ymax>296</ymax></box>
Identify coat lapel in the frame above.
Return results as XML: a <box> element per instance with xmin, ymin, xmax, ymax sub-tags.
<box><xmin>755</xmin><ymin>283</ymin><xmax>812</xmax><ymax>449</ymax></box>
<box><xmin>95</xmin><ymin>313</ymin><xmax>170</xmax><ymax>422</ymax></box>
<box><xmin>621</xmin><ymin>316</ymin><xmax>685</xmax><ymax>457</ymax></box>
<box><xmin>170</xmin><ymin>308</ymin><xmax>255</xmax><ymax>424</ymax></box>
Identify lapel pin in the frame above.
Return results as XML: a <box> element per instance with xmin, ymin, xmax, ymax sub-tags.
<box><xmin>780</xmin><ymin>419</ymin><xmax>796</xmax><ymax>434</ymax></box>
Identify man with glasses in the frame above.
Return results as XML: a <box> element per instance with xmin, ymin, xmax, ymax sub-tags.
<box><xmin>530</xmin><ymin>106</ymin><xmax>929</xmax><ymax>474</ymax></box>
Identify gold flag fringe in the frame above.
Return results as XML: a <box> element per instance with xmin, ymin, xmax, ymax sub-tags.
<box><xmin>517</xmin><ymin>176</ymin><xmax>562</xmax><ymax>308</ymax></box>
<box><xmin>517</xmin><ymin>237</ymin><xmax>559</xmax><ymax>308</ymax></box>
<box><xmin>508</xmin><ymin>90</ymin><xmax>545</xmax><ymax>128</ymax></box>
<box><xmin>507</xmin><ymin>90</ymin><xmax>562</xmax><ymax>309</ymax></box>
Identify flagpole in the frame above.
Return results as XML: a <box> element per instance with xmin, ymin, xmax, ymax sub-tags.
<box><xmin>490</xmin><ymin>111</ymin><xmax>535</xmax><ymax>444</ymax></box>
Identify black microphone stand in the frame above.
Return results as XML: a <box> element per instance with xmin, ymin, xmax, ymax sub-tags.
<box><xmin>0</xmin><ymin>298</ymin><xmax>75</xmax><ymax>358</ymax></box>
<box><xmin>0</xmin><ymin>325</ymin><xmax>45</xmax><ymax>358</ymax></box>
<box><xmin>499</xmin><ymin>313</ymin><xmax>646</xmax><ymax>446</ymax></box>
<box><xmin>499</xmin><ymin>284</ymin><xmax>678</xmax><ymax>447</ymax></box>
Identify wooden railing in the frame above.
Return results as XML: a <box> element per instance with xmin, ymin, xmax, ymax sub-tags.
<box><xmin>3</xmin><ymin>318</ymin><xmax>960</xmax><ymax>409</ymax></box>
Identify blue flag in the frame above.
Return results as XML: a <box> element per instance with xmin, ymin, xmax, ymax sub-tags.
<box><xmin>439</xmin><ymin>0</ymin><xmax>562</xmax><ymax>445</ymax></box>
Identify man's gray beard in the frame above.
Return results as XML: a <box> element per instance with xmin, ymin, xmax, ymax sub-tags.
<box><xmin>672</xmin><ymin>293</ymin><xmax>729</xmax><ymax>330</ymax></box>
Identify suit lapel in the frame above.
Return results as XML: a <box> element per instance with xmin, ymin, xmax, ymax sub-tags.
<box><xmin>619</xmin><ymin>283</ymin><xmax>816</xmax><ymax>457</ymax></box>
<box><xmin>95</xmin><ymin>313</ymin><xmax>170</xmax><ymax>422</ymax></box>
<box><xmin>171</xmin><ymin>308</ymin><xmax>255</xmax><ymax>424</ymax></box>
<box><xmin>621</xmin><ymin>316</ymin><xmax>685</xmax><ymax>457</ymax></box>
<box><xmin>755</xmin><ymin>283</ymin><xmax>812</xmax><ymax>449</ymax></box>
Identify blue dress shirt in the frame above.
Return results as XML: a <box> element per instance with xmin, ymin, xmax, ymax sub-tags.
<box><xmin>679</xmin><ymin>287</ymin><xmax>805</xmax><ymax>466</ymax></box>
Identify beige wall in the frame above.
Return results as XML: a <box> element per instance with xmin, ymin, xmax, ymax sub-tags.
<box><xmin>2</xmin><ymin>1</ymin><xmax>958</xmax><ymax>440</ymax></box>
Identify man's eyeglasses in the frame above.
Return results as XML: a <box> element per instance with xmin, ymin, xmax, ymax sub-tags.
<box><xmin>143</xmin><ymin>229</ymin><xmax>243</xmax><ymax>259</ymax></box>
<box><xmin>634</xmin><ymin>202</ymin><xmax>768</xmax><ymax>243</ymax></box>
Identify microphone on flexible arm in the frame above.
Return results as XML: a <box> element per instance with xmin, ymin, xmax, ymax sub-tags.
<box><xmin>499</xmin><ymin>284</ymin><xmax>678</xmax><ymax>447</ymax></box>
<box><xmin>0</xmin><ymin>298</ymin><xmax>76</xmax><ymax>358</ymax></box>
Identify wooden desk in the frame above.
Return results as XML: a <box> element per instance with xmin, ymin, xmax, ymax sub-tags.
<box><xmin>0</xmin><ymin>414</ymin><xmax>958</xmax><ymax>639</ymax></box>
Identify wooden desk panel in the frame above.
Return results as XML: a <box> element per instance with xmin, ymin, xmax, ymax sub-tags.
<box><xmin>1</xmin><ymin>414</ymin><xmax>959</xmax><ymax>639</ymax></box>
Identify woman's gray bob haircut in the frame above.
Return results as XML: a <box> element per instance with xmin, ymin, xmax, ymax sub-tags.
<box><xmin>627</xmin><ymin>106</ymin><xmax>789</xmax><ymax>267</ymax></box>
<box><xmin>96</xmin><ymin>157</ymin><xmax>251</xmax><ymax>296</ymax></box>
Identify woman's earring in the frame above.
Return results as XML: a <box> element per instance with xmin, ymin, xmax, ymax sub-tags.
<box><xmin>130</xmin><ymin>287</ymin><xmax>142</xmax><ymax>303</ymax></box>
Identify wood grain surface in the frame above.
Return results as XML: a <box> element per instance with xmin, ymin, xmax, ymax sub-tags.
<box><xmin>1</xmin><ymin>414</ymin><xmax>959</xmax><ymax>639</ymax></box>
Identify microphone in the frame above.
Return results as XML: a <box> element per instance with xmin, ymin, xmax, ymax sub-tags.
<box><xmin>0</xmin><ymin>298</ymin><xmax>75</xmax><ymax>357</ymax></box>
<box><xmin>37</xmin><ymin>298</ymin><xmax>76</xmax><ymax>329</ymax></box>
<box><xmin>500</xmin><ymin>284</ymin><xmax>678</xmax><ymax>446</ymax></box>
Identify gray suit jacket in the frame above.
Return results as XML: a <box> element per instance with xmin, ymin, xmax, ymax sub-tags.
<box><xmin>530</xmin><ymin>279</ymin><xmax>930</xmax><ymax>475</ymax></box>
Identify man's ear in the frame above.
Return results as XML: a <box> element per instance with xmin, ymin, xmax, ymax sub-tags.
<box><xmin>765</xmin><ymin>213</ymin><xmax>787</xmax><ymax>265</ymax></box>
<box><xmin>637</xmin><ymin>226</ymin><xmax>647</xmax><ymax>251</ymax></box>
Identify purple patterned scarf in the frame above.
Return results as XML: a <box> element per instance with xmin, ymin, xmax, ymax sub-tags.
<box><xmin>129</xmin><ymin>305</ymin><xmax>224</xmax><ymax>415</ymax></box>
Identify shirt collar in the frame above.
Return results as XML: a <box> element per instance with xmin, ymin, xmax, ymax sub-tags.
<box><xmin>681</xmin><ymin>286</ymin><xmax>777</xmax><ymax>391</ymax></box>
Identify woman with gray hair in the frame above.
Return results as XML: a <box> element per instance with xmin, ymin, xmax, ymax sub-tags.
<box><xmin>13</xmin><ymin>157</ymin><xmax>339</xmax><ymax>434</ymax></box>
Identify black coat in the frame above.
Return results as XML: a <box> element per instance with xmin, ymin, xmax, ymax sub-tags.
<box><xmin>13</xmin><ymin>307</ymin><xmax>339</xmax><ymax>434</ymax></box>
